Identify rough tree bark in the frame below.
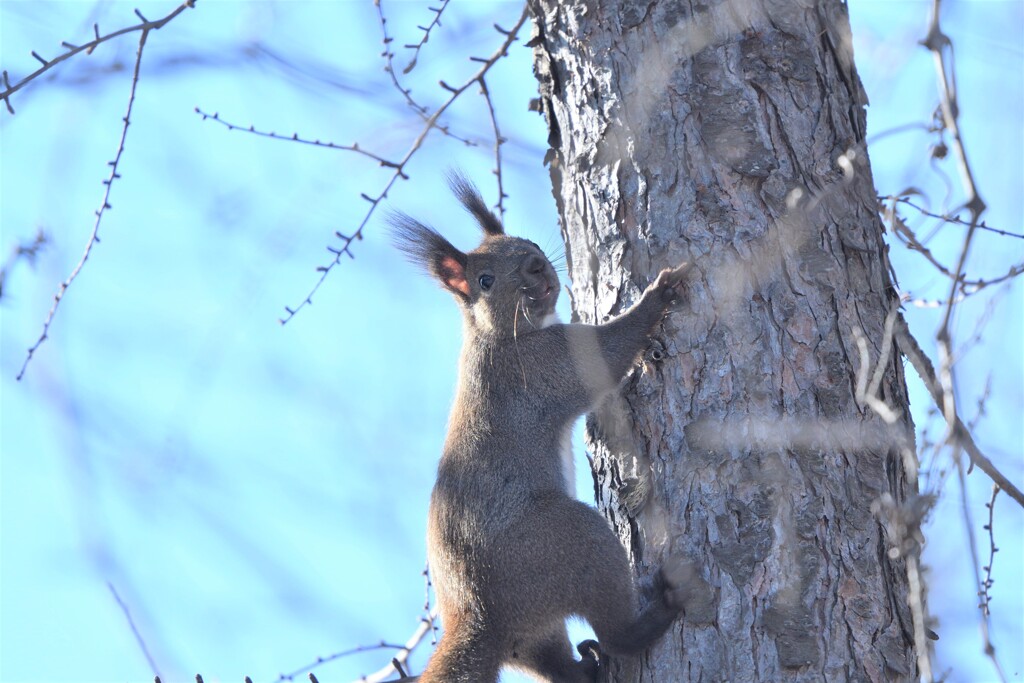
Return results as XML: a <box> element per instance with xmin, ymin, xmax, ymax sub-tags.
<box><xmin>529</xmin><ymin>1</ymin><xmax>918</xmax><ymax>681</ymax></box>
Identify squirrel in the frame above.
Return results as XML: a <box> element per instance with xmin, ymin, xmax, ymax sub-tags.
<box><xmin>391</xmin><ymin>173</ymin><xmax>706</xmax><ymax>683</ymax></box>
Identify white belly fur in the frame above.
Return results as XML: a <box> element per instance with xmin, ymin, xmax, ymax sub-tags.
<box><xmin>559</xmin><ymin>423</ymin><xmax>575</xmax><ymax>497</ymax></box>
<box><xmin>539</xmin><ymin>311</ymin><xmax>561</xmax><ymax>329</ymax></box>
<box><xmin>541</xmin><ymin>312</ymin><xmax>575</xmax><ymax>497</ymax></box>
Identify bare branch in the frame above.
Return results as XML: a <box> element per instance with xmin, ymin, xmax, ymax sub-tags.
<box><xmin>0</xmin><ymin>0</ymin><xmax>197</xmax><ymax>114</ymax></box>
<box><xmin>401</xmin><ymin>0</ymin><xmax>452</xmax><ymax>75</ymax></box>
<box><xmin>273</xmin><ymin>640</ymin><xmax>410</xmax><ymax>683</ymax></box>
<box><xmin>882</xmin><ymin>195</ymin><xmax>1024</xmax><ymax>240</ymax></box>
<box><xmin>954</xmin><ymin>455</ymin><xmax>1007</xmax><ymax>682</ymax></box>
<box><xmin>920</xmin><ymin>1</ymin><xmax>985</xmax><ymax>222</ymax></box>
<box><xmin>422</xmin><ymin>563</ymin><xmax>437</xmax><ymax>646</ymax></box>
<box><xmin>478</xmin><ymin>76</ymin><xmax>508</xmax><ymax>218</ymax></box>
<box><xmin>374</xmin><ymin>0</ymin><xmax>426</xmax><ymax>116</ymax></box>
<box><xmin>894</xmin><ymin>315</ymin><xmax>1024</xmax><ymax>507</ymax></box>
<box><xmin>193</xmin><ymin>108</ymin><xmax>401</xmax><ymax>167</ymax></box>
<box><xmin>279</xmin><ymin>3</ymin><xmax>530</xmax><ymax>325</ymax></box>
<box><xmin>357</xmin><ymin>610</ymin><xmax>438</xmax><ymax>683</ymax></box>
<box><xmin>883</xmin><ymin>199</ymin><xmax>1024</xmax><ymax>295</ymax></box>
<box><xmin>980</xmin><ymin>485</ymin><xmax>1000</xmax><ymax>618</ymax></box>
<box><xmin>921</xmin><ymin>1</ymin><xmax>988</xmax><ymax>480</ymax></box>
<box><xmin>107</xmin><ymin>581</ymin><xmax>161</xmax><ymax>680</ymax></box>
<box><xmin>18</xmin><ymin>25</ymin><xmax>153</xmax><ymax>381</ymax></box>
<box><xmin>271</xmin><ymin>605</ymin><xmax>437</xmax><ymax>683</ymax></box>
<box><xmin>373</xmin><ymin>0</ymin><xmax>474</xmax><ymax>146</ymax></box>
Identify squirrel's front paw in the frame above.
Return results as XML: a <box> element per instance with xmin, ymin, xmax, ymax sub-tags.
<box><xmin>652</xmin><ymin>262</ymin><xmax>693</xmax><ymax>305</ymax></box>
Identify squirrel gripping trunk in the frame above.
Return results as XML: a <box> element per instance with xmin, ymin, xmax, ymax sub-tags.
<box><xmin>391</xmin><ymin>172</ymin><xmax>709</xmax><ymax>683</ymax></box>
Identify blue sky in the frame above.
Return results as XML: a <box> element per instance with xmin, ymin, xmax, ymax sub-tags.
<box><xmin>1</xmin><ymin>2</ymin><xmax>1021</xmax><ymax>682</ymax></box>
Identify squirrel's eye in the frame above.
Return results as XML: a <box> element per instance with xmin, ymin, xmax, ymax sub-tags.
<box><xmin>478</xmin><ymin>273</ymin><xmax>495</xmax><ymax>291</ymax></box>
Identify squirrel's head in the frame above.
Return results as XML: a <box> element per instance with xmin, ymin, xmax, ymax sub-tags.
<box><xmin>391</xmin><ymin>172</ymin><xmax>560</xmax><ymax>339</ymax></box>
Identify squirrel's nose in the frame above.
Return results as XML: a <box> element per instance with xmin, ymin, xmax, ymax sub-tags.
<box><xmin>525</xmin><ymin>254</ymin><xmax>547</xmax><ymax>276</ymax></box>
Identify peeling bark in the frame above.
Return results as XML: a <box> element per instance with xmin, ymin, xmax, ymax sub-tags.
<box><xmin>529</xmin><ymin>1</ymin><xmax>917</xmax><ymax>681</ymax></box>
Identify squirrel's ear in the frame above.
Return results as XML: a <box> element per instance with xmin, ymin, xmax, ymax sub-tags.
<box><xmin>437</xmin><ymin>253</ymin><xmax>470</xmax><ymax>297</ymax></box>
<box><xmin>447</xmin><ymin>170</ymin><xmax>504</xmax><ymax>236</ymax></box>
<box><xmin>390</xmin><ymin>212</ymin><xmax>471</xmax><ymax>300</ymax></box>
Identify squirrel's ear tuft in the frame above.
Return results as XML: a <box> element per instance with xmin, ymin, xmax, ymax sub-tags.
<box><xmin>447</xmin><ymin>170</ymin><xmax>505</xmax><ymax>237</ymax></box>
<box><xmin>389</xmin><ymin>211</ymin><xmax>471</xmax><ymax>300</ymax></box>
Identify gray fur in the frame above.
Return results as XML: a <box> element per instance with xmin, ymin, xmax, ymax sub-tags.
<box><xmin>391</xmin><ymin>178</ymin><xmax>701</xmax><ymax>683</ymax></box>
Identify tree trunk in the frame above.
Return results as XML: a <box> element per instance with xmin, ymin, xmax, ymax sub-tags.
<box><xmin>529</xmin><ymin>1</ymin><xmax>918</xmax><ymax>681</ymax></box>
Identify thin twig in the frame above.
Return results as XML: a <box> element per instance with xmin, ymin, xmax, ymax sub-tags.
<box><xmin>193</xmin><ymin>108</ymin><xmax>401</xmax><ymax>167</ymax></box>
<box><xmin>423</xmin><ymin>562</ymin><xmax>437</xmax><ymax>645</ymax></box>
<box><xmin>921</xmin><ymin>0</ymin><xmax>987</xmax><ymax>463</ymax></box>
<box><xmin>980</xmin><ymin>485</ymin><xmax>1000</xmax><ymax>618</ymax></box>
<box><xmin>478</xmin><ymin>76</ymin><xmax>508</xmax><ymax>218</ymax></box>
<box><xmin>954</xmin><ymin>456</ymin><xmax>1007</xmax><ymax>682</ymax></box>
<box><xmin>107</xmin><ymin>581</ymin><xmax>161</xmax><ymax>680</ymax></box>
<box><xmin>375</xmin><ymin>0</ymin><xmax>428</xmax><ymax>116</ymax></box>
<box><xmin>274</xmin><ymin>641</ymin><xmax>409</xmax><ymax>683</ymax></box>
<box><xmin>920</xmin><ymin>2</ymin><xmax>986</xmax><ymax>228</ymax></box>
<box><xmin>373</xmin><ymin>0</ymin><xmax>474</xmax><ymax>146</ymax></box>
<box><xmin>881</xmin><ymin>195</ymin><xmax>1023</xmax><ymax>239</ymax></box>
<box><xmin>275</xmin><ymin>607</ymin><xmax>438</xmax><ymax>682</ymax></box>
<box><xmin>0</xmin><ymin>0</ymin><xmax>197</xmax><ymax>114</ymax></box>
<box><xmin>893</xmin><ymin>315</ymin><xmax>1024</xmax><ymax>508</ymax></box>
<box><xmin>884</xmin><ymin>200</ymin><xmax>1023</xmax><ymax>294</ymax></box>
<box><xmin>17</xmin><ymin>25</ymin><xmax>153</xmax><ymax>381</ymax></box>
<box><xmin>357</xmin><ymin>610</ymin><xmax>438</xmax><ymax>683</ymax></box>
<box><xmin>279</xmin><ymin>4</ymin><xmax>530</xmax><ymax>325</ymax></box>
<box><xmin>955</xmin><ymin>286</ymin><xmax>1013</xmax><ymax>363</ymax></box>
<box><xmin>401</xmin><ymin>0</ymin><xmax>452</xmax><ymax>75</ymax></box>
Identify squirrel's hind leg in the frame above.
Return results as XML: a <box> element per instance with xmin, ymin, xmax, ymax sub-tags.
<box><xmin>497</xmin><ymin>495</ymin><xmax>682</xmax><ymax>658</ymax></box>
